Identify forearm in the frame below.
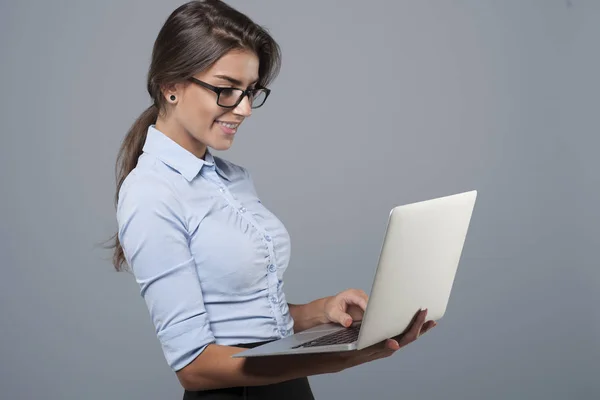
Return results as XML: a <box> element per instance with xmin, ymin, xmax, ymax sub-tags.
<box><xmin>177</xmin><ymin>343</ymin><xmax>338</xmax><ymax>391</ymax></box>
<box><xmin>288</xmin><ymin>296</ymin><xmax>331</xmax><ymax>333</ymax></box>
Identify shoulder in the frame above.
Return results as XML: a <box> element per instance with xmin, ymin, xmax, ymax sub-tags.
<box><xmin>117</xmin><ymin>163</ymin><xmax>183</xmax><ymax>217</ymax></box>
<box><xmin>213</xmin><ymin>155</ymin><xmax>252</xmax><ymax>181</ymax></box>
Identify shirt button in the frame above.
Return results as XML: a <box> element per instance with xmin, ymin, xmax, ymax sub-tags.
<box><xmin>268</xmin><ymin>264</ymin><xmax>276</xmax><ymax>273</ymax></box>
<box><xmin>270</xmin><ymin>295</ymin><xmax>277</xmax><ymax>303</ymax></box>
<box><xmin>264</xmin><ymin>235</ymin><xmax>272</xmax><ymax>242</ymax></box>
<box><xmin>279</xmin><ymin>328</ymin><xmax>287</xmax><ymax>336</ymax></box>
<box><xmin>239</xmin><ymin>206</ymin><xmax>246</xmax><ymax>213</ymax></box>
<box><xmin>219</xmin><ymin>187</ymin><xmax>225</xmax><ymax>193</ymax></box>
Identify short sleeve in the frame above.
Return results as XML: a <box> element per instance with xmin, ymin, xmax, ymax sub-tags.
<box><xmin>117</xmin><ymin>173</ymin><xmax>215</xmax><ymax>371</ymax></box>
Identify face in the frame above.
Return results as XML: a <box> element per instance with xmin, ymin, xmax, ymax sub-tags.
<box><xmin>157</xmin><ymin>49</ymin><xmax>260</xmax><ymax>158</ymax></box>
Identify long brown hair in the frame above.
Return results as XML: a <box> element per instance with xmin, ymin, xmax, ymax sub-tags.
<box><xmin>109</xmin><ymin>0</ymin><xmax>281</xmax><ymax>271</ymax></box>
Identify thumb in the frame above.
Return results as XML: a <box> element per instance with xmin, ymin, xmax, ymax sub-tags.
<box><xmin>330</xmin><ymin>309</ymin><xmax>353</xmax><ymax>327</ymax></box>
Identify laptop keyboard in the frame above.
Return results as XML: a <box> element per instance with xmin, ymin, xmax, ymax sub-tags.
<box><xmin>292</xmin><ymin>325</ymin><xmax>361</xmax><ymax>349</ymax></box>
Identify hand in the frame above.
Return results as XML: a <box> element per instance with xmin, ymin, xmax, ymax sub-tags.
<box><xmin>323</xmin><ymin>288</ymin><xmax>369</xmax><ymax>328</ymax></box>
<box><xmin>327</xmin><ymin>308</ymin><xmax>437</xmax><ymax>373</ymax></box>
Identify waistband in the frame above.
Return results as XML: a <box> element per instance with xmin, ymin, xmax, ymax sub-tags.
<box><xmin>234</xmin><ymin>339</ymin><xmax>275</xmax><ymax>349</ymax></box>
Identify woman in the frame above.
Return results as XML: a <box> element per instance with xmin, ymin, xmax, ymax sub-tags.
<box><xmin>111</xmin><ymin>1</ymin><xmax>436</xmax><ymax>398</ymax></box>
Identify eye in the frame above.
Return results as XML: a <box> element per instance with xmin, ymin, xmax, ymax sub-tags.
<box><xmin>220</xmin><ymin>88</ymin><xmax>238</xmax><ymax>96</ymax></box>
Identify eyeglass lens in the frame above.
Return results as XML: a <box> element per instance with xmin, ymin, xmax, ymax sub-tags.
<box><xmin>218</xmin><ymin>88</ymin><xmax>267</xmax><ymax>108</ymax></box>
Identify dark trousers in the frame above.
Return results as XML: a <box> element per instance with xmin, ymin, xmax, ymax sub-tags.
<box><xmin>183</xmin><ymin>341</ymin><xmax>315</xmax><ymax>400</ymax></box>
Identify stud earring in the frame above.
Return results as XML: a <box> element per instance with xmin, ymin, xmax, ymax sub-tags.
<box><xmin>170</xmin><ymin>95</ymin><xmax>176</xmax><ymax>101</ymax></box>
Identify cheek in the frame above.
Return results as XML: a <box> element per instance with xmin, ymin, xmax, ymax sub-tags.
<box><xmin>180</xmin><ymin>98</ymin><xmax>222</xmax><ymax>131</ymax></box>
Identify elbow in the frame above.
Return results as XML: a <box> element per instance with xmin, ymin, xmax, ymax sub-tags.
<box><xmin>174</xmin><ymin>343</ymin><xmax>236</xmax><ymax>391</ymax></box>
<box><xmin>176</xmin><ymin>368</ymin><xmax>205</xmax><ymax>391</ymax></box>
<box><xmin>173</xmin><ymin>342</ymin><xmax>217</xmax><ymax>391</ymax></box>
<box><xmin>175</xmin><ymin>368</ymin><xmax>193</xmax><ymax>391</ymax></box>
<box><xmin>176</xmin><ymin>356</ymin><xmax>220</xmax><ymax>392</ymax></box>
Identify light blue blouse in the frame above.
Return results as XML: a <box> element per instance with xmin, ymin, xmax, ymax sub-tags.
<box><xmin>117</xmin><ymin>125</ymin><xmax>295</xmax><ymax>371</ymax></box>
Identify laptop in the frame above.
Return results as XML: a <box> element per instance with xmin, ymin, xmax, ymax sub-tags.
<box><xmin>232</xmin><ymin>190</ymin><xmax>478</xmax><ymax>358</ymax></box>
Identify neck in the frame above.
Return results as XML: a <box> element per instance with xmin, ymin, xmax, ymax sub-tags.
<box><xmin>155</xmin><ymin>117</ymin><xmax>207</xmax><ymax>159</ymax></box>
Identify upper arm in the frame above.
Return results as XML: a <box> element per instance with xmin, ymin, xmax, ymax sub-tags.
<box><xmin>117</xmin><ymin>174</ymin><xmax>215</xmax><ymax>371</ymax></box>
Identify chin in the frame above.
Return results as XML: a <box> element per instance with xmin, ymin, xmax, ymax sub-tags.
<box><xmin>210</xmin><ymin>140</ymin><xmax>234</xmax><ymax>152</ymax></box>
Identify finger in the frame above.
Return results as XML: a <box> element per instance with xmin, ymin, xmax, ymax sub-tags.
<box><xmin>398</xmin><ymin>309</ymin><xmax>428</xmax><ymax>345</ymax></box>
<box><xmin>385</xmin><ymin>338</ymin><xmax>400</xmax><ymax>351</ymax></box>
<box><xmin>346</xmin><ymin>304</ymin><xmax>365</xmax><ymax>322</ymax></box>
<box><xmin>359</xmin><ymin>339</ymin><xmax>397</xmax><ymax>362</ymax></box>
<box><xmin>391</xmin><ymin>310</ymin><xmax>420</xmax><ymax>342</ymax></box>
<box><xmin>344</xmin><ymin>291</ymin><xmax>368</xmax><ymax>312</ymax></box>
<box><xmin>419</xmin><ymin>320</ymin><xmax>437</xmax><ymax>336</ymax></box>
<box><xmin>373</xmin><ymin>340</ymin><xmax>399</xmax><ymax>361</ymax></box>
<box><xmin>353</xmin><ymin>289</ymin><xmax>369</xmax><ymax>306</ymax></box>
<box><xmin>329</xmin><ymin>309</ymin><xmax>354</xmax><ymax>327</ymax></box>
<box><xmin>393</xmin><ymin>308</ymin><xmax>425</xmax><ymax>340</ymax></box>
<box><xmin>337</xmin><ymin>293</ymin><xmax>368</xmax><ymax>325</ymax></box>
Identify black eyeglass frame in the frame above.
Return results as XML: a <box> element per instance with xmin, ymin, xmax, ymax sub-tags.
<box><xmin>187</xmin><ymin>77</ymin><xmax>271</xmax><ymax>109</ymax></box>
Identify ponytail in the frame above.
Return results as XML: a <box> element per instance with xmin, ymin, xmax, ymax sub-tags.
<box><xmin>110</xmin><ymin>105</ymin><xmax>159</xmax><ymax>271</ymax></box>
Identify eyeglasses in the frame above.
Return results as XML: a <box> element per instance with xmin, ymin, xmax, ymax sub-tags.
<box><xmin>187</xmin><ymin>77</ymin><xmax>271</xmax><ymax>109</ymax></box>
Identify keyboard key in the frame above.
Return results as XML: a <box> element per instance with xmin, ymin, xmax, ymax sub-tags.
<box><xmin>292</xmin><ymin>325</ymin><xmax>361</xmax><ymax>349</ymax></box>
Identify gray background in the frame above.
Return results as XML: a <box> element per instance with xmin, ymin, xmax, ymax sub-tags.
<box><xmin>1</xmin><ymin>0</ymin><xmax>598</xmax><ymax>399</ymax></box>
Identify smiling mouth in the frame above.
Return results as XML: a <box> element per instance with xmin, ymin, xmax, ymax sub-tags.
<box><xmin>216</xmin><ymin>121</ymin><xmax>240</xmax><ymax>129</ymax></box>
<box><xmin>215</xmin><ymin>120</ymin><xmax>241</xmax><ymax>135</ymax></box>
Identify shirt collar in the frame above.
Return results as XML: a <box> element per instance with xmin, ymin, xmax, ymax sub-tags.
<box><xmin>142</xmin><ymin>125</ymin><xmax>231</xmax><ymax>182</ymax></box>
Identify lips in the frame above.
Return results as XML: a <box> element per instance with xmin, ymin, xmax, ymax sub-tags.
<box><xmin>216</xmin><ymin>120</ymin><xmax>240</xmax><ymax>129</ymax></box>
<box><xmin>215</xmin><ymin>120</ymin><xmax>240</xmax><ymax>135</ymax></box>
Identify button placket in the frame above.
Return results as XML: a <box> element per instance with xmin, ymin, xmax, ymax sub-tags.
<box><xmin>263</xmin><ymin>237</ymin><xmax>286</xmax><ymax>332</ymax></box>
<box><xmin>204</xmin><ymin>169</ymin><xmax>287</xmax><ymax>335</ymax></box>
<box><xmin>253</xmin><ymin>223</ymin><xmax>288</xmax><ymax>336</ymax></box>
<box><xmin>205</xmin><ymin>169</ymin><xmax>247</xmax><ymax>216</ymax></box>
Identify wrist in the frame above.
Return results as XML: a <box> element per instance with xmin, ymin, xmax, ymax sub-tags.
<box><xmin>315</xmin><ymin>296</ymin><xmax>332</xmax><ymax>325</ymax></box>
<box><xmin>288</xmin><ymin>296</ymin><xmax>332</xmax><ymax>332</ymax></box>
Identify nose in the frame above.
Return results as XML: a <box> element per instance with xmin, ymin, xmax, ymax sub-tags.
<box><xmin>233</xmin><ymin>94</ymin><xmax>252</xmax><ymax>117</ymax></box>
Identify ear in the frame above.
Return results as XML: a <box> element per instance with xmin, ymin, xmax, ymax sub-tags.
<box><xmin>160</xmin><ymin>83</ymin><xmax>175</xmax><ymax>101</ymax></box>
<box><xmin>160</xmin><ymin>82</ymin><xmax>185</xmax><ymax>102</ymax></box>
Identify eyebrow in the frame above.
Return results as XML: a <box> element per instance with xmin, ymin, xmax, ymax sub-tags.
<box><xmin>213</xmin><ymin>74</ymin><xmax>259</xmax><ymax>87</ymax></box>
